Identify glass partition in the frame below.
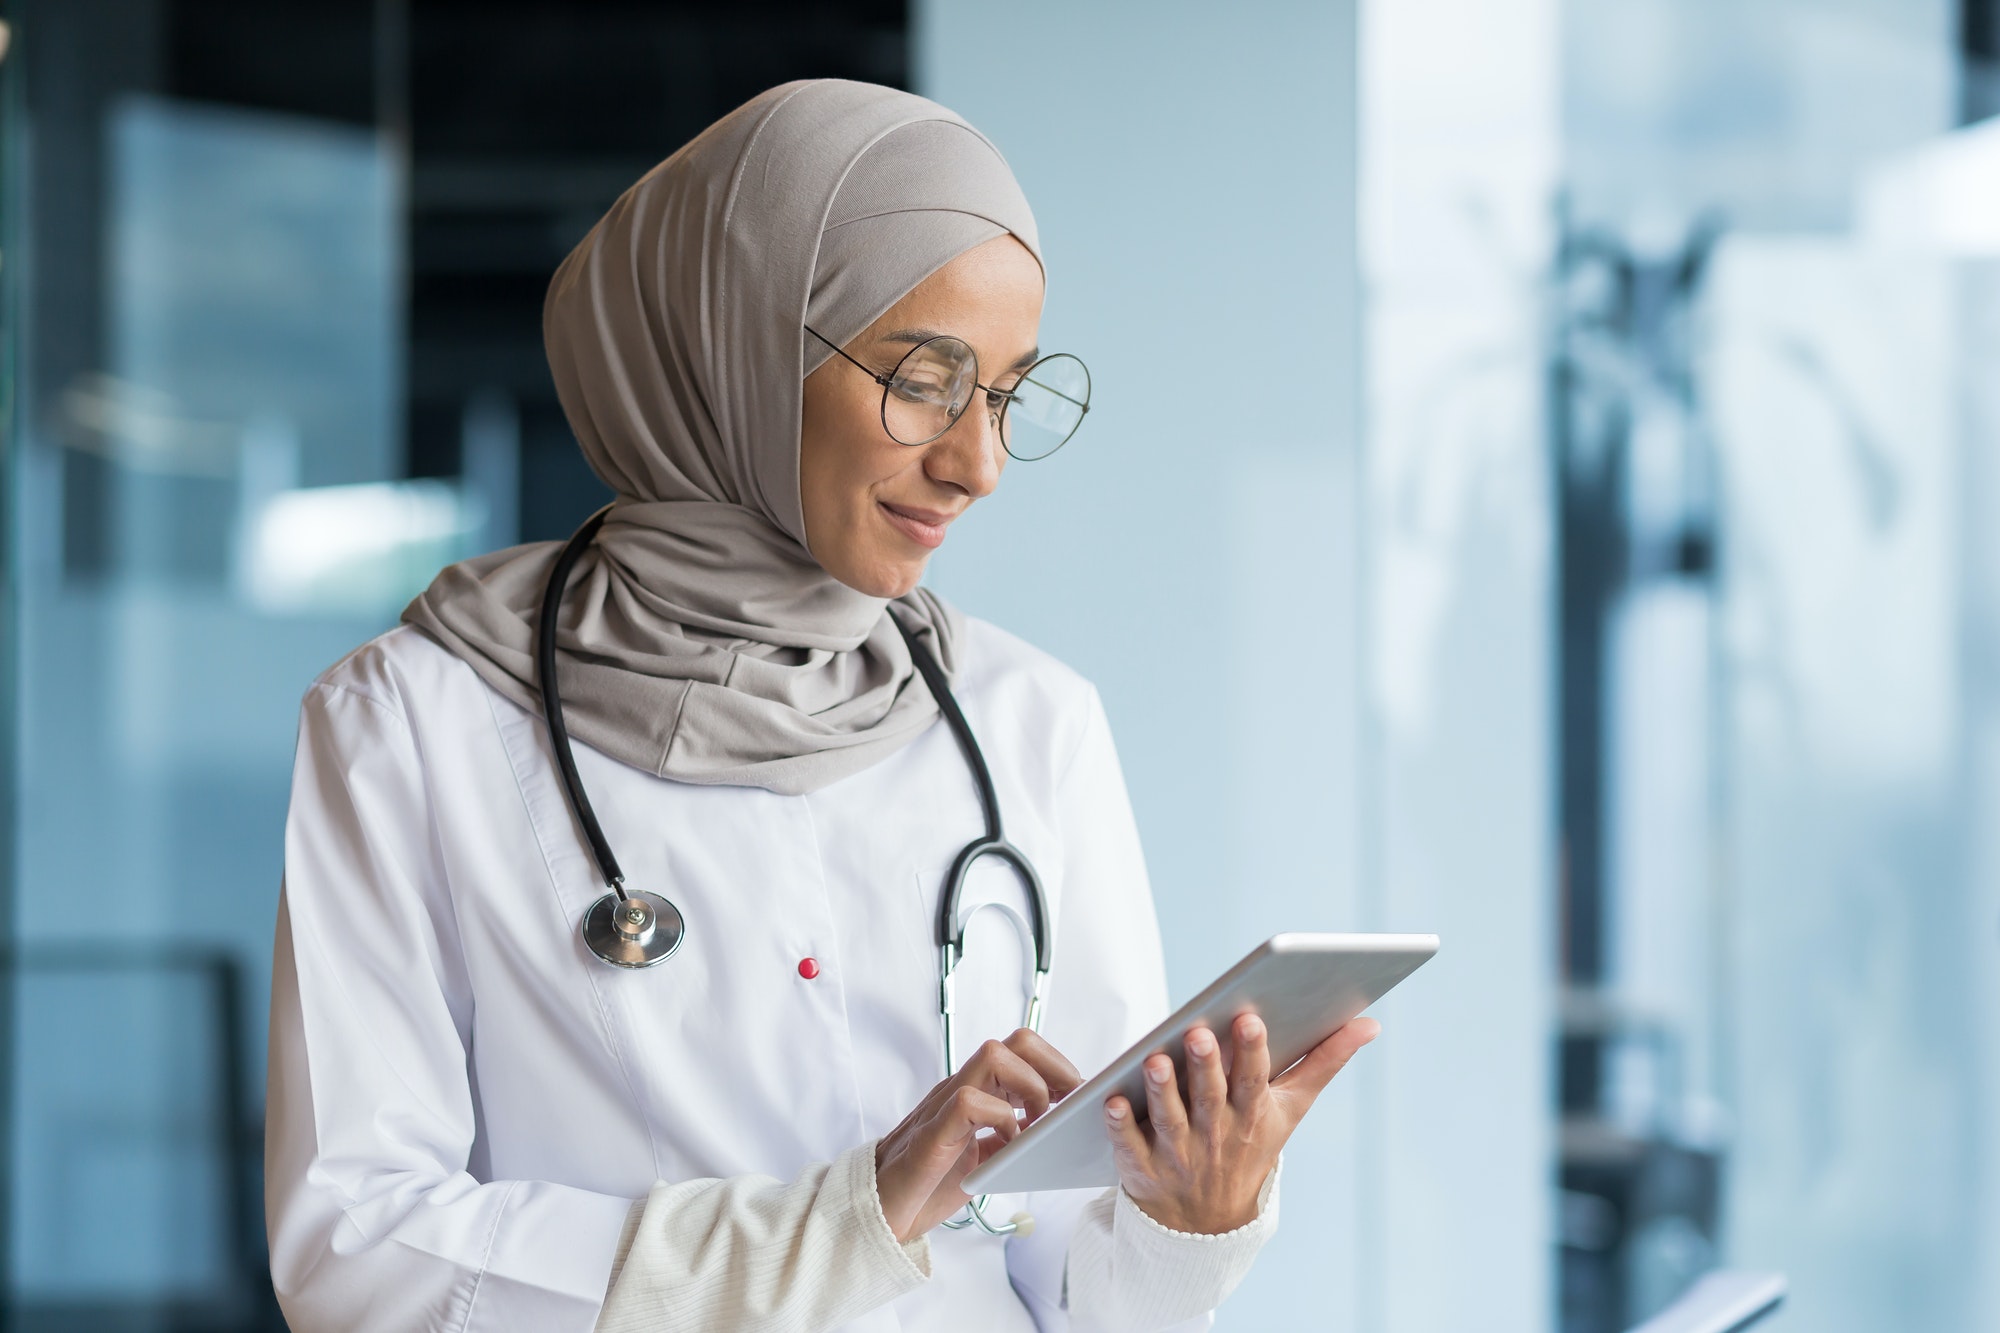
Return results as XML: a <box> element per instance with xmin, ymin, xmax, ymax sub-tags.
<box><xmin>6</xmin><ymin>17</ymin><xmax>419</xmax><ymax>1328</ymax></box>
<box><xmin>1550</xmin><ymin>4</ymin><xmax>2000</xmax><ymax>1330</ymax></box>
<box><xmin>1</xmin><ymin>3</ymin><xmax>910</xmax><ymax>1326</ymax></box>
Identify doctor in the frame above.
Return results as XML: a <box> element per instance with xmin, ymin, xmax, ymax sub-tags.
<box><xmin>266</xmin><ymin>79</ymin><xmax>1378</xmax><ymax>1333</ymax></box>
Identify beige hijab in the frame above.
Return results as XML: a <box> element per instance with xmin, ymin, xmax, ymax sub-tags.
<box><xmin>403</xmin><ymin>80</ymin><xmax>1042</xmax><ymax>793</ymax></box>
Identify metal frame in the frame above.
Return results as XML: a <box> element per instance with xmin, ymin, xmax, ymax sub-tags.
<box><xmin>803</xmin><ymin>324</ymin><xmax>1089</xmax><ymax>460</ymax></box>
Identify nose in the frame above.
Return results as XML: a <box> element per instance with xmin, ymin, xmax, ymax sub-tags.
<box><xmin>925</xmin><ymin>399</ymin><xmax>1005</xmax><ymax>499</ymax></box>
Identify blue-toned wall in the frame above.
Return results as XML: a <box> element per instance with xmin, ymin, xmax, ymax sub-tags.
<box><xmin>918</xmin><ymin>3</ymin><xmax>1556</xmax><ymax>1328</ymax></box>
<box><xmin>916</xmin><ymin>5</ymin><xmax>1371</xmax><ymax>1326</ymax></box>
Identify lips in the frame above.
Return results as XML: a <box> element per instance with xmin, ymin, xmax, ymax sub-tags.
<box><xmin>878</xmin><ymin>501</ymin><xmax>955</xmax><ymax>550</ymax></box>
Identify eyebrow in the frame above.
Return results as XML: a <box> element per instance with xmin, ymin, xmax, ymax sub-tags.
<box><xmin>876</xmin><ymin>326</ymin><xmax>1040</xmax><ymax>372</ymax></box>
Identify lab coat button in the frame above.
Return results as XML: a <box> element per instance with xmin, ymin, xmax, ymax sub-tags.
<box><xmin>797</xmin><ymin>957</ymin><xmax>821</xmax><ymax>980</ymax></box>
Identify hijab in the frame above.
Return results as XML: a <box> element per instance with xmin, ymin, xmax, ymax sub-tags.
<box><xmin>402</xmin><ymin>79</ymin><xmax>1042</xmax><ymax>793</ymax></box>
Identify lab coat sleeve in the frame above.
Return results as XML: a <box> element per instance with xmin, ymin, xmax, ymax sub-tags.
<box><xmin>1003</xmin><ymin>687</ymin><xmax>1280</xmax><ymax>1332</ymax></box>
<box><xmin>268</xmin><ymin>681</ymin><xmax>638</xmax><ymax>1331</ymax></box>
<box><xmin>592</xmin><ymin>1139</ymin><xmax>931</xmax><ymax>1332</ymax></box>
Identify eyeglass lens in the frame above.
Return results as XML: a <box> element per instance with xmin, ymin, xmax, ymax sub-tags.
<box><xmin>880</xmin><ymin>337</ymin><xmax>1090</xmax><ymax>460</ymax></box>
<box><xmin>1003</xmin><ymin>354</ymin><xmax>1091</xmax><ymax>461</ymax></box>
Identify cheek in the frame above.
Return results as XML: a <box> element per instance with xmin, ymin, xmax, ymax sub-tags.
<box><xmin>800</xmin><ymin>375</ymin><xmax>901</xmax><ymax>555</ymax></box>
<box><xmin>827</xmin><ymin>420</ymin><xmax>900</xmax><ymax>515</ymax></box>
<box><xmin>800</xmin><ymin>376</ymin><xmax>851</xmax><ymax>522</ymax></box>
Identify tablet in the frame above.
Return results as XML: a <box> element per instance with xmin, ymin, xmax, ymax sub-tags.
<box><xmin>961</xmin><ymin>932</ymin><xmax>1439</xmax><ymax>1196</ymax></box>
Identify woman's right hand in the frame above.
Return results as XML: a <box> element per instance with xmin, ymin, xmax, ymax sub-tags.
<box><xmin>874</xmin><ymin>1029</ymin><xmax>1082</xmax><ymax>1242</ymax></box>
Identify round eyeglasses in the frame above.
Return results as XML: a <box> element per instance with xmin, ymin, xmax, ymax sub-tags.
<box><xmin>806</xmin><ymin>325</ymin><xmax>1091</xmax><ymax>461</ymax></box>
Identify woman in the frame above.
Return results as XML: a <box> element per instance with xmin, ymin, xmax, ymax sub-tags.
<box><xmin>266</xmin><ymin>79</ymin><xmax>1377</xmax><ymax>1333</ymax></box>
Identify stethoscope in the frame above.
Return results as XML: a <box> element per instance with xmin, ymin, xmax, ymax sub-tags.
<box><xmin>538</xmin><ymin>506</ymin><xmax>1052</xmax><ymax>1237</ymax></box>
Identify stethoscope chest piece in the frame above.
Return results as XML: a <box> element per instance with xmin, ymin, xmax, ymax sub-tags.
<box><xmin>581</xmin><ymin>890</ymin><xmax>685</xmax><ymax>968</ymax></box>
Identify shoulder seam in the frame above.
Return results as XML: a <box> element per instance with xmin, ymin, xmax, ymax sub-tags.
<box><xmin>307</xmin><ymin>678</ymin><xmax>409</xmax><ymax>730</ymax></box>
<box><xmin>1054</xmin><ymin>681</ymin><xmax>1103</xmax><ymax>792</ymax></box>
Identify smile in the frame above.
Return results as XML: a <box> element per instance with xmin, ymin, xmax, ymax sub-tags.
<box><xmin>878</xmin><ymin>501</ymin><xmax>955</xmax><ymax>550</ymax></box>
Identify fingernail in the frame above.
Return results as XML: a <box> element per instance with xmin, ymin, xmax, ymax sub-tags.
<box><xmin>1240</xmin><ymin>1016</ymin><xmax>1264</xmax><ymax>1040</ymax></box>
<box><xmin>1147</xmin><ymin>1063</ymin><xmax>1170</xmax><ymax>1084</ymax></box>
<box><xmin>1188</xmin><ymin>1031</ymin><xmax>1215</xmax><ymax>1057</ymax></box>
<box><xmin>1106</xmin><ymin>1102</ymin><xmax>1126</xmax><ymax>1122</ymax></box>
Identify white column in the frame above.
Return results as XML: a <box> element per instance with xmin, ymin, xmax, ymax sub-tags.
<box><xmin>1357</xmin><ymin>0</ymin><xmax>1558</xmax><ymax>1329</ymax></box>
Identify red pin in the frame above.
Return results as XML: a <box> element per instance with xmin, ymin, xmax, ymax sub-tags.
<box><xmin>797</xmin><ymin>957</ymin><xmax>821</xmax><ymax>980</ymax></box>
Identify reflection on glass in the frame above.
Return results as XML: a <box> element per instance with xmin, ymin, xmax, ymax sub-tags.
<box><xmin>10</xmin><ymin>95</ymin><xmax>406</xmax><ymax>1324</ymax></box>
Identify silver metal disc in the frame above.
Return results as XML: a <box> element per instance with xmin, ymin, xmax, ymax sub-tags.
<box><xmin>581</xmin><ymin>890</ymin><xmax>685</xmax><ymax>968</ymax></box>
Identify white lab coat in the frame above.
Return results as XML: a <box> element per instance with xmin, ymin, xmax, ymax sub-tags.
<box><xmin>267</xmin><ymin>617</ymin><xmax>1267</xmax><ymax>1331</ymax></box>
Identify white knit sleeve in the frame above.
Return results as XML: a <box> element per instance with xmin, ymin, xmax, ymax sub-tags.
<box><xmin>1063</xmin><ymin>1161</ymin><xmax>1283</xmax><ymax>1333</ymax></box>
<box><xmin>592</xmin><ymin>1140</ymin><xmax>929</xmax><ymax>1333</ymax></box>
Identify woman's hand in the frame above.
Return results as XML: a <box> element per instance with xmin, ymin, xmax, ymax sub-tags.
<box><xmin>1105</xmin><ymin>1014</ymin><xmax>1380</xmax><ymax>1234</ymax></box>
<box><xmin>874</xmin><ymin>1028</ymin><xmax>1082</xmax><ymax>1243</ymax></box>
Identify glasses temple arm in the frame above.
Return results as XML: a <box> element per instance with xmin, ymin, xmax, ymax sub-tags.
<box><xmin>1016</xmin><ymin>369</ymin><xmax>1089</xmax><ymax>411</ymax></box>
<box><xmin>803</xmin><ymin>324</ymin><xmax>893</xmax><ymax>388</ymax></box>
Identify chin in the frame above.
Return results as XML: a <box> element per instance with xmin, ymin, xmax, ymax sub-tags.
<box><xmin>848</xmin><ymin>557</ymin><xmax>927</xmax><ymax>600</ymax></box>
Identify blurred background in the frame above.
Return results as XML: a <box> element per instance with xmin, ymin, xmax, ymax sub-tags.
<box><xmin>1</xmin><ymin>0</ymin><xmax>1996</xmax><ymax>1329</ymax></box>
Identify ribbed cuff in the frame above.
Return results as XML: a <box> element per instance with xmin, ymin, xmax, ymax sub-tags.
<box><xmin>1118</xmin><ymin>1157</ymin><xmax>1283</xmax><ymax>1247</ymax></box>
<box><xmin>1064</xmin><ymin>1158</ymin><xmax>1282</xmax><ymax>1330</ymax></box>
<box><xmin>851</xmin><ymin>1139</ymin><xmax>932</xmax><ymax>1281</ymax></box>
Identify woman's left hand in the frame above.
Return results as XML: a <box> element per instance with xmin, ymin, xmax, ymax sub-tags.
<box><xmin>1104</xmin><ymin>1013</ymin><xmax>1380</xmax><ymax>1234</ymax></box>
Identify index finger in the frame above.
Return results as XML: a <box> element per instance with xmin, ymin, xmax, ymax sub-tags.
<box><xmin>1003</xmin><ymin>1028</ymin><xmax>1084</xmax><ymax>1099</ymax></box>
<box><xmin>957</xmin><ymin>1039</ymin><xmax>1056</xmax><ymax>1121</ymax></box>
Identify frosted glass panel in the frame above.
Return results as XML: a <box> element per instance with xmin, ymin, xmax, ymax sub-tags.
<box><xmin>1707</xmin><ymin>236</ymin><xmax>1989</xmax><ymax>1332</ymax></box>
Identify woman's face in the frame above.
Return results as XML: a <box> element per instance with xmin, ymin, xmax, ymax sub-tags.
<box><xmin>800</xmin><ymin>235</ymin><xmax>1045</xmax><ymax>598</ymax></box>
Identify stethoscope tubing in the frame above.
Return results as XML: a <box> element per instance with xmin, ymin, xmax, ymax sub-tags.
<box><xmin>537</xmin><ymin>504</ymin><xmax>628</xmax><ymax>899</ymax></box>
<box><xmin>891</xmin><ymin>616</ymin><xmax>1052</xmax><ymax>974</ymax></box>
<box><xmin>893</xmin><ymin>616</ymin><xmax>1052</xmax><ymax>1236</ymax></box>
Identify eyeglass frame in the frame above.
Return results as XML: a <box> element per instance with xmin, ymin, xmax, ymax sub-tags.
<box><xmin>803</xmin><ymin>324</ymin><xmax>1090</xmax><ymax>459</ymax></box>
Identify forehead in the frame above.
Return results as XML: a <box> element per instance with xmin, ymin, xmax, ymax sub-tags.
<box><xmin>863</xmin><ymin>240</ymin><xmax>1043</xmax><ymax>370</ymax></box>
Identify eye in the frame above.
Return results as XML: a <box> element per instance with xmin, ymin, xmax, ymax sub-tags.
<box><xmin>888</xmin><ymin>373</ymin><xmax>953</xmax><ymax>405</ymax></box>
